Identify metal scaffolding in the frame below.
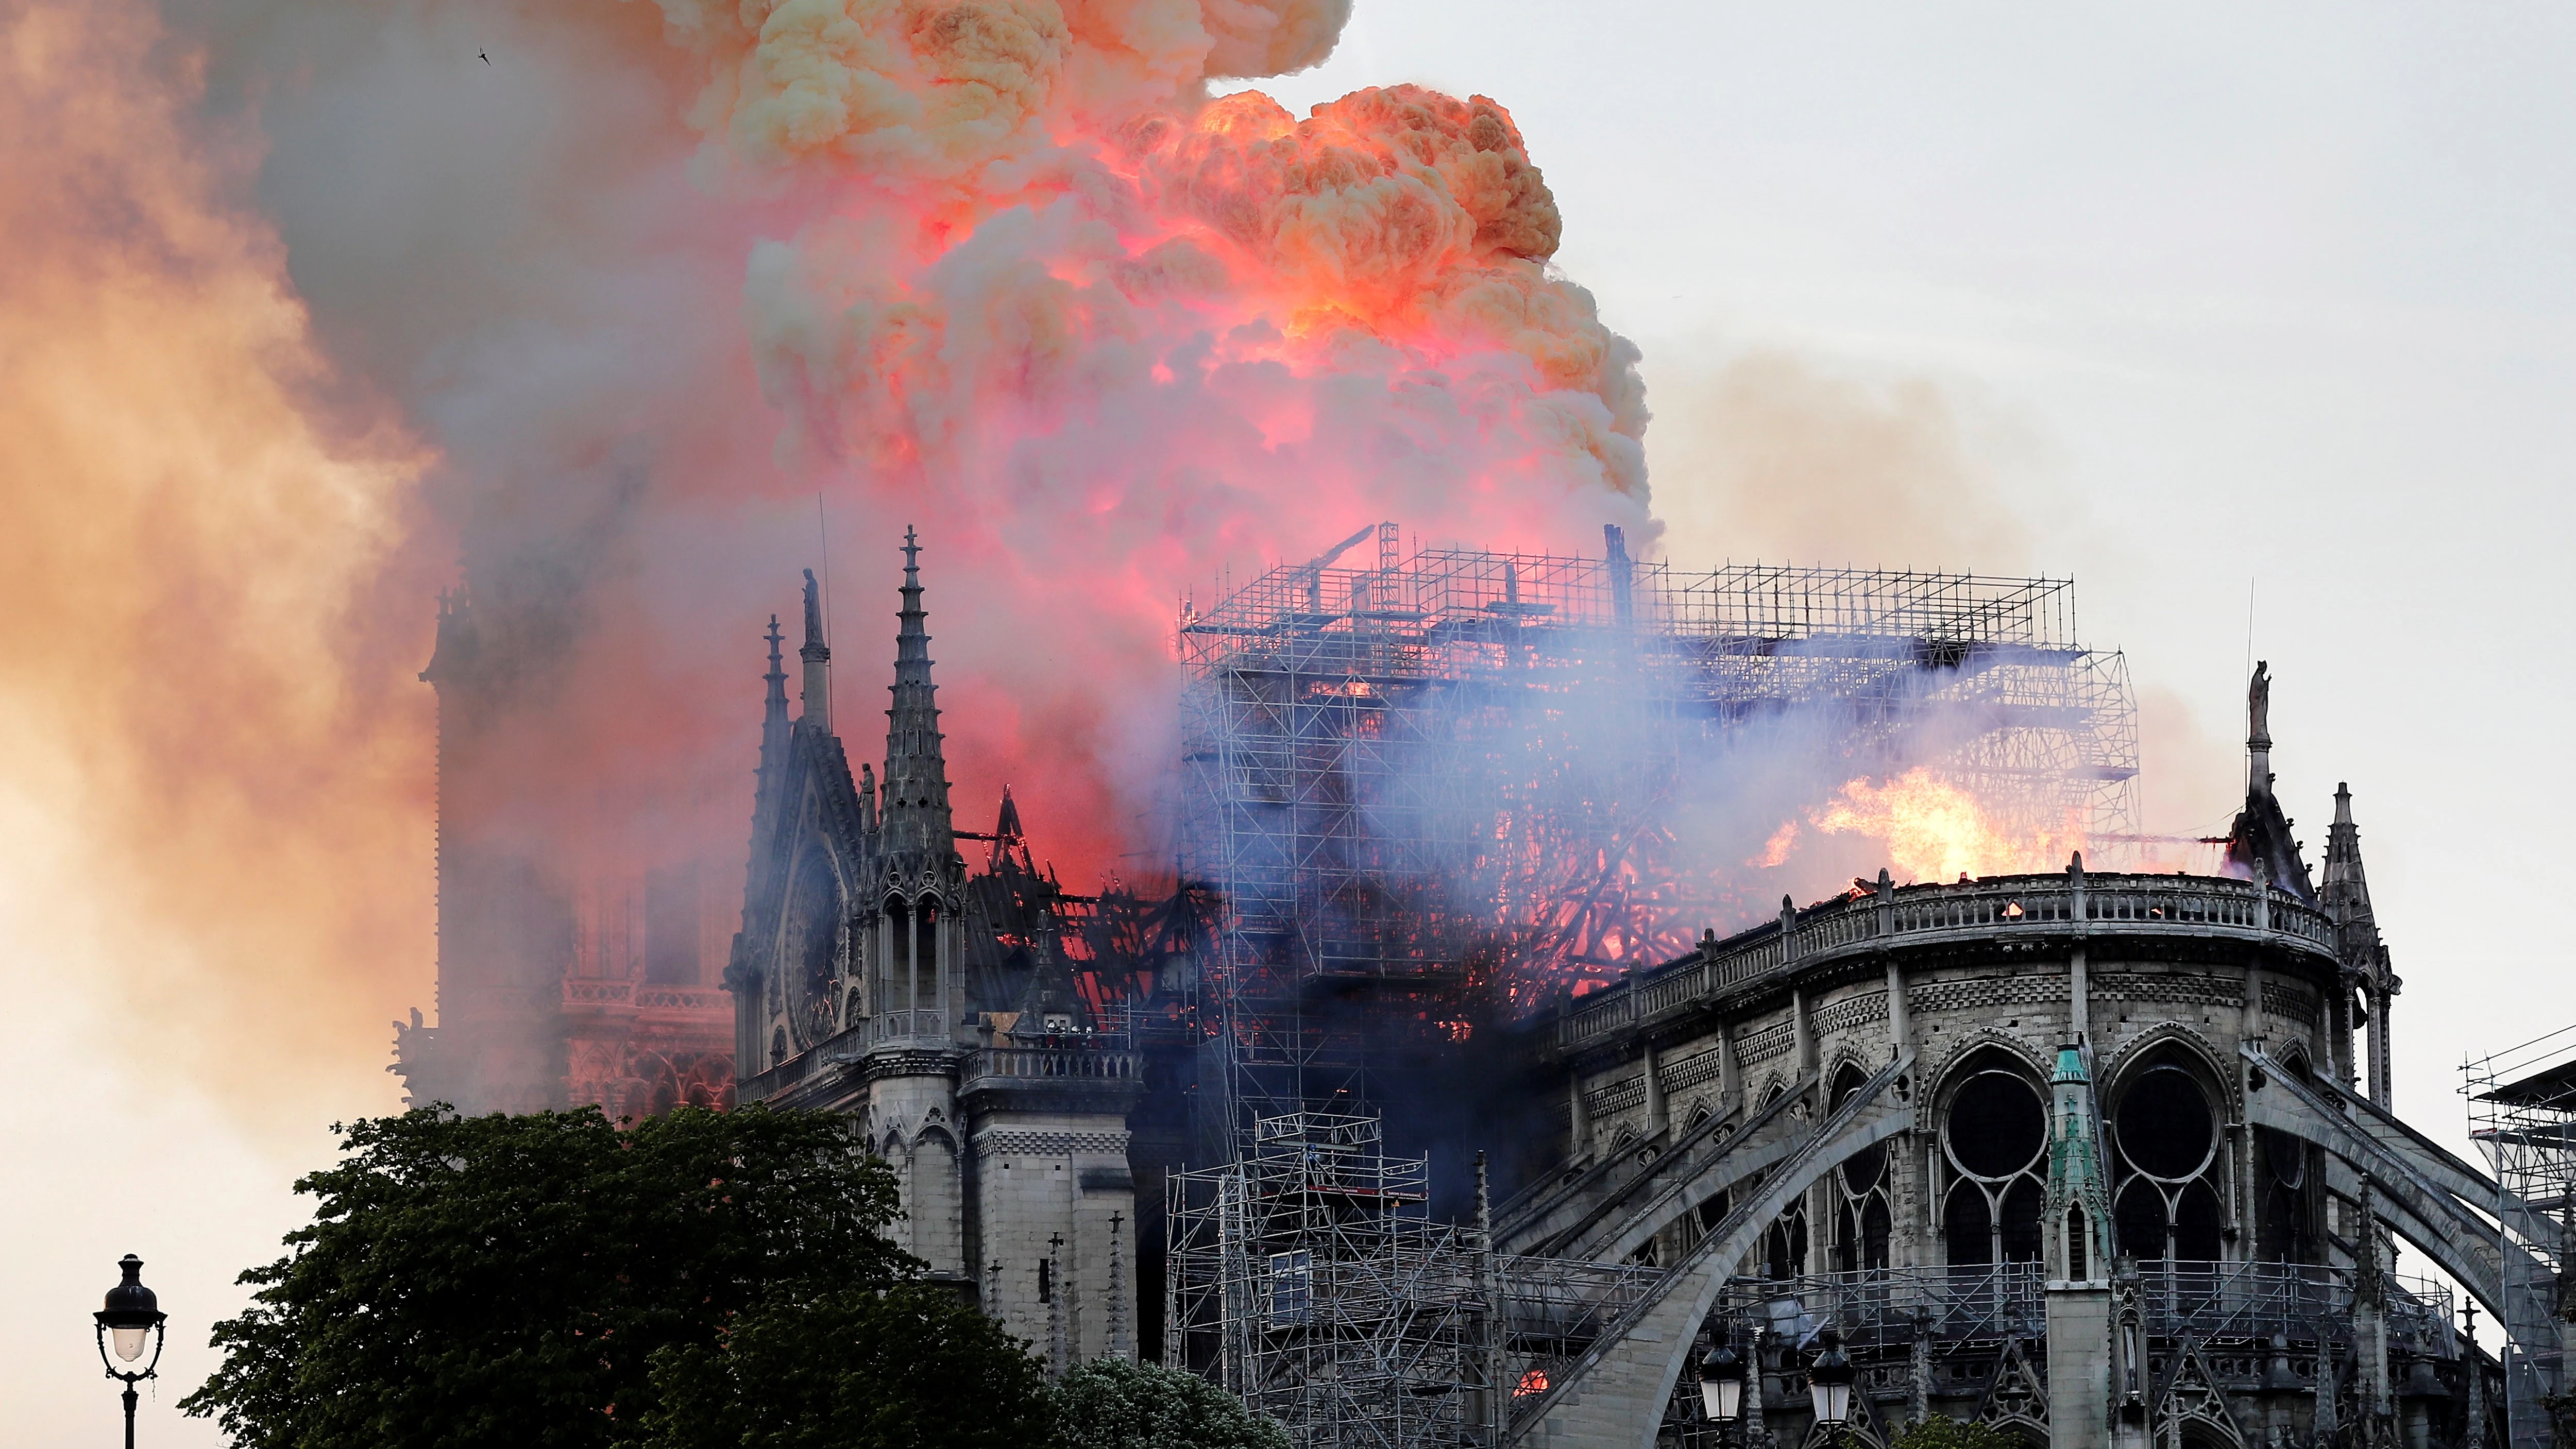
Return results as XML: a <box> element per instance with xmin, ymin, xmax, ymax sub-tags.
<box><xmin>1163</xmin><ymin>1109</ymin><xmax>1673</xmax><ymax>1449</ymax></box>
<box><xmin>1165</xmin><ymin>1112</ymin><xmax>1501</xmax><ymax>1449</ymax></box>
<box><xmin>1174</xmin><ymin>523</ymin><xmax>2138</xmax><ymax>1133</ymax></box>
<box><xmin>2467</xmin><ymin>1024</ymin><xmax>2576</xmax><ymax>1449</ymax></box>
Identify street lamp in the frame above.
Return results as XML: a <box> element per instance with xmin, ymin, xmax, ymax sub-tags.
<box><xmin>94</xmin><ymin>1254</ymin><xmax>167</xmax><ymax>1449</ymax></box>
<box><xmin>1699</xmin><ymin>1342</ymin><xmax>1746</xmax><ymax>1424</ymax></box>
<box><xmin>1806</xmin><ymin>1323</ymin><xmax>1854</xmax><ymax>1430</ymax></box>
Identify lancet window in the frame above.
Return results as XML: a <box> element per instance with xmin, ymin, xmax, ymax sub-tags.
<box><xmin>2108</xmin><ymin>1048</ymin><xmax>2228</xmax><ymax>1262</ymax></box>
<box><xmin>1941</xmin><ymin>1052</ymin><xmax>2047</xmax><ymax>1266</ymax></box>
<box><xmin>1828</xmin><ymin>1062</ymin><xmax>1892</xmax><ymax>1271</ymax></box>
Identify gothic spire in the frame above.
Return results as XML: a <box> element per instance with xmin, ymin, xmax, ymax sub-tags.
<box><xmin>879</xmin><ymin>526</ymin><xmax>955</xmax><ymax>866</ymax></box>
<box><xmin>757</xmin><ymin>612</ymin><xmax>790</xmax><ymax>781</ymax></box>
<box><xmin>799</xmin><ymin>568</ymin><xmax>832</xmax><ymax>734</ymax></box>
<box><xmin>763</xmin><ymin>612</ymin><xmax>789</xmax><ymax>722</ymax></box>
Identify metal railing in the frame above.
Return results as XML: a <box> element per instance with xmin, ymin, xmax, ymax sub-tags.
<box><xmin>1496</xmin><ymin>1255</ymin><xmax>1667</xmax><ymax>1402</ymax></box>
<box><xmin>964</xmin><ymin>1046</ymin><xmax>1142</xmax><ymax>1085</ymax></box>
<box><xmin>1708</xmin><ymin>1264</ymin><xmax>2048</xmax><ymax>1352</ymax></box>
<box><xmin>1701</xmin><ymin>1262</ymin><xmax>2406</xmax><ymax>1355</ymax></box>
<box><xmin>2131</xmin><ymin>1262</ymin><xmax>2349</xmax><ymax>1341</ymax></box>
<box><xmin>1556</xmin><ymin>871</ymin><xmax>2334</xmax><ymax>1052</ymax></box>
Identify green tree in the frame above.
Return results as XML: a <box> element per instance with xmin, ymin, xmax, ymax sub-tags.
<box><xmin>1045</xmin><ymin>1357</ymin><xmax>1291</xmax><ymax>1449</ymax></box>
<box><xmin>180</xmin><ymin>1103</ymin><xmax>943</xmax><ymax>1448</ymax></box>
<box><xmin>638</xmin><ymin>1285</ymin><xmax>1048</xmax><ymax>1449</ymax></box>
<box><xmin>1885</xmin><ymin>1414</ymin><xmax>2018</xmax><ymax>1449</ymax></box>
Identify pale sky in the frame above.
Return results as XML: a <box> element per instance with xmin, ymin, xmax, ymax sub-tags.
<box><xmin>9</xmin><ymin>4</ymin><xmax>2572</xmax><ymax>1441</ymax></box>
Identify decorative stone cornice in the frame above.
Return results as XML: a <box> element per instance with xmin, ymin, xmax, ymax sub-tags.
<box><xmin>862</xmin><ymin>1048</ymin><xmax>961</xmax><ymax>1081</ymax></box>
<box><xmin>972</xmin><ymin>1128</ymin><xmax>1132</xmax><ymax>1158</ymax></box>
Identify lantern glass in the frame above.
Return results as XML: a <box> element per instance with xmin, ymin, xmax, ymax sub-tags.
<box><xmin>111</xmin><ymin>1326</ymin><xmax>150</xmax><ymax>1362</ymax></box>
<box><xmin>1810</xmin><ymin>1377</ymin><xmax>1852</xmax><ymax>1426</ymax></box>
<box><xmin>1698</xmin><ymin>1344</ymin><xmax>1745</xmax><ymax>1423</ymax></box>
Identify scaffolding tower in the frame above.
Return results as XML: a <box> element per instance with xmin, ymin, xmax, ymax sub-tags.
<box><xmin>1165</xmin><ymin>1112</ymin><xmax>1501</xmax><ymax>1449</ymax></box>
<box><xmin>1174</xmin><ymin>523</ymin><xmax>2139</xmax><ymax>1136</ymax></box>
<box><xmin>2467</xmin><ymin>1025</ymin><xmax>2576</xmax><ymax>1449</ymax></box>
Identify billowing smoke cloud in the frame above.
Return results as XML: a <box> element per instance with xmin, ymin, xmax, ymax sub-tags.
<box><xmin>0</xmin><ymin>0</ymin><xmax>435</xmax><ymax>1134</ymax></box>
<box><xmin>624</xmin><ymin>0</ymin><xmax>1657</xmax><ymax>874</ymax></box>
<box><xmin>8</xmin><ymin>0</ymin><xmax>2130</xmax><ymax>1150</ymax></box>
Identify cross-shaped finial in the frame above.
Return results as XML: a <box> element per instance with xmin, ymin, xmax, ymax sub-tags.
<box><xmin>902</xmin><ymin>524</ymin><xmax>921</xmax><ymax>569</ymax></box>
<box><xmin>1049</xmin><ymin>1232</ymin><xmax>1065</xmax><ymax>1251</ymax></box>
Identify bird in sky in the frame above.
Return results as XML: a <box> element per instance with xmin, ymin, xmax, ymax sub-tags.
<box><xmin>478</xmin><ymin>49</ymin><xmax>490</xmax><ymax>64</ymax></box>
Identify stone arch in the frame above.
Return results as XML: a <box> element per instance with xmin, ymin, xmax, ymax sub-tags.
<box><xmin>1824</xmin><ymin>1058</ymin><xmax>1893</xmax><ymax>1271</ymax></box>
<box><xmin>782</xmin><ymin>841</ymin><xmax>846</xmax><ymax>1051</ymax></box>
<box><xmin>1513</xmin><ymin>1058</ymin><xmax>1918</xmax><ymax>1446</ymax></box>
<box><xmin>1685</xmin><ymin>1099</ymin><xmax>1714</xmax><ymax>1129</ymax></box>
<box><xmin>1921</xmin><ymin>1030</ymin><xmax>2053</xmax><ymax>1131</ymax></box>
<box><xmin>1931</xmin><ymin>1039</ymin><xmax>2052</xmax><ymax>1268</ymax></box>
<box><xmin>2098</xmin><ymin>1020</ymin><xmax>2236</xmax><ymax>1120</ymax></box>
<box><xmin>2104</xmin><ymin>1033</ymin><xmax>2234</xmax><ymax>1263</ymax></box>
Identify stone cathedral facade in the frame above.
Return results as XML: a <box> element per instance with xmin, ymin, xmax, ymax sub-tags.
<box><xmin>727</xmin><ymin>532</ymin><xmax>1144</xmax><ymax>1367</ymax></box>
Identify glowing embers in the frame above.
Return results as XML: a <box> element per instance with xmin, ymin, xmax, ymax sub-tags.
<box><xmin>2109</xmin><ymin>1051</ymin><xmax>2227</xmax><ymax>1261</ymax></box>
<box><xmin>1941</xmin><ymin>1055</ymin><xmax>2047</xmax><ymax>1266</ymax></box>
<box><xmin>1829</xmin><ymin>1063</ymin><xmax>1892</xmax><ymax>1272</ymax></box>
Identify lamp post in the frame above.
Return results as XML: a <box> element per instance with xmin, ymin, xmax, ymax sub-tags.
<box><xmin>1700</xmin><ymin>1342</ymin><xmax>1747</xmax><ymax>1442</ymax></box>
<box><xmin>94</xmin><ymin>1254</ymin><xmax>166</xmax><ymax>1449</ymax></box>
<box><xmin>1806</xmin><ymin>1324</ymin><xmax>1854</xmax><ymax>1435</ymax></box>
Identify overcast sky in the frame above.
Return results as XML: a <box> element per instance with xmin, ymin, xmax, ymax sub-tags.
<box><xmin>1228</xmin><ymin>0</ymin><xmax>2576</xmax><ymax>1140</ymax></box>
<box><xmin>10</xmin><ymin>4</ymin><xmax>2572</xmax><ymax>1441</ymax></box>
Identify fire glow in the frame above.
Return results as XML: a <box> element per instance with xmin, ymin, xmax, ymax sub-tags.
<box><xmin>633</xmin><ymin>0</ymin><xmax>1653</xmax><ymax>884</ymax></box>
<box><xmin>1761</xmin><ymin>768</ymin><xmax>2082</xmax><ymax>885</ymax></box>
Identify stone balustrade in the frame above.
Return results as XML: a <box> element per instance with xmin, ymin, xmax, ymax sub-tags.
<box><xmin>1554</xmin><ymin>870</ymin><xmax>2335</xmax><ymax>1054</ymax></box>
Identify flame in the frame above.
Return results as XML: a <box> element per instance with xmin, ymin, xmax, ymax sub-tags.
<box><xmin>1799</xmin><ymin>768</ymin><xmax>2075</xmax><ymax>884</ymax></box>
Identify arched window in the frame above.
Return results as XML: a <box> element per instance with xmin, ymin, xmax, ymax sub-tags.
<box><xmin>1940</xmin><ymin>1052</ymin><xmax>2048</xmax><ymax>1266</ymax></box>
<box><xmin>1829</xmin><ymin>1063</ymin><xmax>1892</xmax><ymax>1272</ymax></box>
<box><xmin>781</xmin><ymin>851</ymin><xmax>843</xmax><ymax>1051</ymax></box>
<box><xmin>2109</xmin><ymin>1048</ymin><xmax>2228</xmax><ymax>1262</ymax></box>
<box><xmin>2255</xmin><ymin>1126</ymin><xmax>2317</xmax><ymax>1262</ymax></box>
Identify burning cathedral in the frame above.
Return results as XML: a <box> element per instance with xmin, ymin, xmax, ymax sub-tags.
<box><xmin>402</xmin><ymin>521</ymin><xmax>2532</xmax><ymax>1449</ymax></box>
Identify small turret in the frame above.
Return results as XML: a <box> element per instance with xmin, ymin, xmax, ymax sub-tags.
<box><xmin>758</xmin><ymin>613</ymin><xmax>789</xmax><ymax>769</ymax></box>
<box><xmin>2046</xmin><ymin>1043</ymin><xmax>2111</xmax><ymax>1283</ymax></box>
<box><xmin>2322</xmin><ymin>781</ymin><xmax>2397</xmax><ymax>1106</ymax></box>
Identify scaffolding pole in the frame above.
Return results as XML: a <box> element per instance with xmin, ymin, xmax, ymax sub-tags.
<box><xmin>1175</xmin><ymin>525</ymin><xmax>2140</xmax><ymax>1139</ymax></box>
<box><xmin>2468</xmin><ymin>1026</ymin><xmax>2576</xmax><ymax>1449</ymax></box>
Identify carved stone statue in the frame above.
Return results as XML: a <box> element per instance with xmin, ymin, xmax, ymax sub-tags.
<box><xmin>2249</xmin><ymin>660</ymin><xmax>2272</xmax><ymax>747</ymax></box>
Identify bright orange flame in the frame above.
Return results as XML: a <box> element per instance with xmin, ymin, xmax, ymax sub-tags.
<box><xmin>1803</xmin><ymin>768</ymin><xmax>2075</xmax><ymax>883</ymax></box>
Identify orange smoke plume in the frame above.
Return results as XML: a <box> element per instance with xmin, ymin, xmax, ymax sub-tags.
<box><xmin>0</xmin><ymin>0</ymin><xmax>436</xmax><ymax>1130</ymax></box>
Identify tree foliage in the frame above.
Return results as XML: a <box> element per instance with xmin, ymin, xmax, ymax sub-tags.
<box><xmin>183</xmin><ymin>1100</ymin><xmax>1294</xmax><ymax>1449</ymax></box>
<box><xmin>181</xmin><ymin>1103</ymin><xmax>919</xmax><ymax>1448</ymax></box>
<box><xmin>1886</xmin><ymin>1414</ymin><xmax>2019</xmax><ymax>1449</ymax></box>
<box><xmin>637</xmin><ymin>1283</ymin><xmax>1048</xmax><ymax>1449</ymax></box>
<box><xmin>1046</xmin><ymin>1357</ymin><xmax>1292</xmax><ymax>1449</ymax></box>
